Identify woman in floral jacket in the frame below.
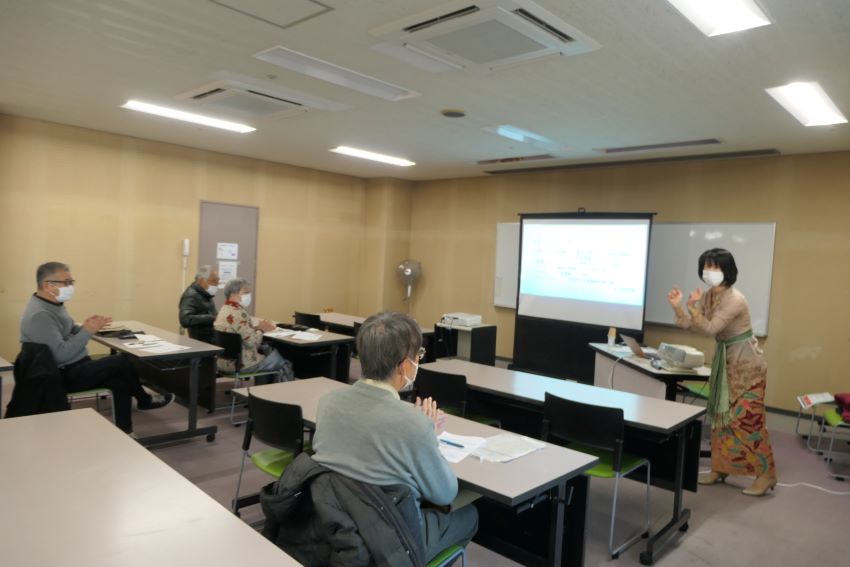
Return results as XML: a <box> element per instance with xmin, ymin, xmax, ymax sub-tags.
<box><xmin>214</xmin><ymin>278</ymin><xmax>292</xmax><ymax>384</ymax></box>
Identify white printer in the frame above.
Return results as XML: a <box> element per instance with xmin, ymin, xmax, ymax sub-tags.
<box><xmin>658</xmin><ymin>343</ymin><xmax>705</xmax><ymax>369</ymax></box>
<box><xmin>440</xmin><ymin>312</ymin><xmax>482</xmax><ymax>327</ymax></box>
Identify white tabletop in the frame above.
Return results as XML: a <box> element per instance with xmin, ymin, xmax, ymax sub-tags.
<box><xmin>91</xmin><ymin>320</ymin><xmax>222</xmax><ymax>359</ymax></box>
<box><xmin>236</xmin><ymin>378</ymin><xmax>597</xmax><ymax>507</ymax></box>
<box><xmin>0</xmin><ymin>355</ymin><xmax>12</xmax><ymax>372</ymax></box>
<box><xmin>255</xmin><ymin>316</ymin><xmax>355</xmax><ymax>346</ymax></box>
<box><xmin>422</xmin><ymin>359</ymin><xmax>705</xmax><ymax>434</ymax></box>
<box><xmin>590</xmin><ymin>343</ymin><xmax>711</xmax><ymax>378</ymax></box>
<box><xmin>0</xmin><ymin>409</ymin><xmax>300</xmax><ymax>566</ymax></box>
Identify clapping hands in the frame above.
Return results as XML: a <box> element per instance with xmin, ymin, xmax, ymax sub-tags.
<box><xmin>415</xmin><ymin>396</ymin><xmax>447</xmax><ymax>434</ymax></box>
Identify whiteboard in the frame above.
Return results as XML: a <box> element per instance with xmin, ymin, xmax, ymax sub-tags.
<box><xmin>645</xmin><ymin>223</ymin><xmax>775</xmax><ymax>336</ymax></box>
<box><xmin>493</xmin><ymin>223</ymin><xmax>520</xmax><ymax>307</ymax></box>
<box><xmin>492</xmin><ymin>220</ymin><xmax>776</xmax><ymax>335</ymax></box>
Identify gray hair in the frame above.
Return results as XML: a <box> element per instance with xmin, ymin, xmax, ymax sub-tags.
<box><xmin>357</xmin><ymin>312</ymin><xmax>422</xmax><ymax>381</ymax></box>
<box><xmin>36</xmin><ymin>262</ymin><xmax>69</xmax><ymax>288</ymax></box>
<box><xmin>195</xmin><ymin>265</ymin><xmax>212</xmax><ymax>280</ymax></box>
<box><xmin>223</xmin><ymin>278</ymin><xmax>248</xmax><ymax>298</ymax></box>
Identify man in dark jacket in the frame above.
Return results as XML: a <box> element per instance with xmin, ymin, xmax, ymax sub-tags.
<box><xmin>179</xmin><ymin>265</ymin><xmax>219</xmax><ymax>344</ymax></box>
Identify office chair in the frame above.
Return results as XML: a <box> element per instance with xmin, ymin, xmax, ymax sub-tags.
<box><xmin>822</xmin><ymin>407</ymin><xmax>850</xmax><ymax>480</ymax></box>
<box><xmin>232</xmin><ymin>394</ymin><xmax>309</xmax><ymax>515</ymax></box>
<box><xmin>542</xmin><ymin>393</ymin><xmax>650</xmax><ymax>559</ymax></box>
<box><xmin>214</xmin><ymin>330</ymin><xmax>281</xmax><ymax>425</ymax></box>
<box><xmin>415</xmin><ymin>368</ymin><xmax>500</xmax><ymax>428</ymax></box>
<box><xmin>293</xmin><ymin>311</ymin><xmax>324</xmax><ymax>330</ymax></box>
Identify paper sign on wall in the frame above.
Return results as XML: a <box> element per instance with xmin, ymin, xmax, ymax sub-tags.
<box><xmin>217</xmin><ymin>242</ymin><xmax>239</xmax><ymax>260</ymax></box>
<box><xmin>218</xmin><ymin>261</ymin><xmax>238</xmax><ymax>282</ymax></box>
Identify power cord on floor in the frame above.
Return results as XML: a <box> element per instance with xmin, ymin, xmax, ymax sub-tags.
<box><xmin>698</xmin><ymin>469</ymin><xmax>850</xmax><ymax>495</ymax></box>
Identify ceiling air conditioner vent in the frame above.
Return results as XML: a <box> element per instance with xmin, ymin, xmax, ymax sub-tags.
<box><xmin>511</xmin><ymin>8</ymin><xmax>573</xmax><ymax>43</ymax></box>
<box><xmin>477</xmin><ymin>153</ymin><xmax>554</xmax><ymax>165</ymax></box>
<box><xmin>192</xmin><ymin>88</ymin><xmax>226</xmax><ymax>100</ymax></box>
<box><xmin>403</xmin><ymin>5</ymin><xmax>481</xmax><ymax>33</ymax></box>
<box><xmin>370</xmin><ymin>0</ymin><xmax>599</xmax><ymax>73</ymax></box>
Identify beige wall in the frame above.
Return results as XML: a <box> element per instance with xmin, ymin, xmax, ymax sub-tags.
<box><xmin>0</xmin><ymin>114</ymin><xmax>376</xmax><ymax>359</ymax></box>
<box><xmin>408</xmin><ymin>153</ymin><xmax>850</xmax><ymax>411</ymax></box>
<box><xmin>3</xmin><ymin>113</ymin><xmax>848</xmax><ymax>411</ymax></box>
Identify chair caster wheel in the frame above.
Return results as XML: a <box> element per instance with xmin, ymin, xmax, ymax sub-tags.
<box><xmin>639</xmin><ymin>551</ymin><xmax>653</xmax><ymax>565</ymax></box>
<box><xmin>206</xmin><ymin>433</ymin><xmax>216</xmax><ymax>442</ymax></box>
<box><xmin>679</xmin><ymin>522</ymin><xmax>689</xmax><ymax>533</ymax></box>
<box><xmin>642</xmin><ymin>531</ymin><xmax>650</xmax><ymax>539</ymax></box>
<box><xmin>611</xmin><ymin>553</ymin><xmax>620</xmax><ymax>560</ymax></box>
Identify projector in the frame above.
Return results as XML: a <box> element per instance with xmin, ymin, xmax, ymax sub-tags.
<box><xmin>440</xmin><ymin>312</ymin><xmax>482</xmax><ymax>327</ymax></box>
<box><xmin>658</xmin><ymin>343</ymin><xmax>705</xmax><ymax>369</ymax></box>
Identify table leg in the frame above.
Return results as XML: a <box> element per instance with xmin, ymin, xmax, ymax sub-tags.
<box><xmin>329</xmin><ymin>344</ymin><xmax>339</xmax><ymax>380</ymax></box>
<box><xmin>640</xmin><ymin>427</ymin><xmax>691</xmax><ymax>565</ymax></box>
<box><xmin>560</xmin><ymin>475</ymin><xmax>588</xmax><ymax>567</ymax></box>
<box><xmin>138</xmin><ymin>357</ymin><xmax>218</xmax><ymax>448</ymax></box>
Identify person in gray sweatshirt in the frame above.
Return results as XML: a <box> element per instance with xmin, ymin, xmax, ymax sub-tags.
<box><xmin>312</xmin><ymin>311</ymin><xmax>478</xmax><ymax>562</ymax></box>
<box><xmin>19</xmin><ymin>261</ymin><xmax>174</xmax><ymax>434</ymax></box>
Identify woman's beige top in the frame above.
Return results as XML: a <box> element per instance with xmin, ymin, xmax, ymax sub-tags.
<box><xmin>676</xmin><ymin>286</ymin><xmax>767</xmax><ymax>399</ymax></box>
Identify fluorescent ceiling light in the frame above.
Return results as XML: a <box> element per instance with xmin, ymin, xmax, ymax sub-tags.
<box><xmin>254</xmin><ymin>46</ymin><xmax>418</xmax><ymax>102</ymax></box>
<box><xmin>765</xmin><ymin>82</ymin><xmax>848</xmax><ymax>127</ymax></box>
<box><xmin>330</xmin><ymin>146</ymin><xmax>415</xmax><ymax>167</ymax></box>
<box><xmin>121</xmin><ymin>100</ymin><xmax>255</xmax><ymax>133</ymax></box>
<box><xmin>666</xmin><ymin>0</ymin><xmax>771</xmax><ymax>36</ymax></box>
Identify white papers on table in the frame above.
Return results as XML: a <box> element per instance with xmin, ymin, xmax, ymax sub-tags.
<box><xmin>291</xmin><ymin>331</ymin><xmax>322</xmax><ymax>341</ymax></box>
<box><xmin>472</xmin><ymin>433</ymin><xmax>546</xmax><ymax>463</ymax></box>
<box><xmin>797</xmin><ymin>392</ymin><xmax>833</xmax><ymax>409</ymax></box>
<box><xmin>265</xmin><ymin>329</ymin><xmax>298</xmax><ymax>339</ymax></box>
<box><xmin>122</xmin><ymin>335</ymin><xmax>166</xmax><ymax>349</ymax></box>
<box><xmin>438</xmin><ymin>432</ymin><xmax>487</xmax><ymax>463</ymax></box>
<box><xmin>140</xmin><ymin>343</ymin><xmax>192</xmax><ymax>354</ymax></box>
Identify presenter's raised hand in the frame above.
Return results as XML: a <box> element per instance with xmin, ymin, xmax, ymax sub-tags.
<box><xmin>667</xmin><ymin>287</ymin><xmax>683</xmax><ymax>308</ymax></box>
<box><xmin>687</xmin><ymin>288</ymin><xmax>703</xmax><ymax>307</ymax></box>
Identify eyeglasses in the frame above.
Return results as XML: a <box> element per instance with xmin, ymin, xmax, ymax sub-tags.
<box><xmin>417</xmin><ymin>347</ymin><xmax>426</xmax><ymax>361</ymax></box>
<box><xmin>46</xmin><ymin>279</ymin><xmax>76</xmax><ymax>286</ymax></box>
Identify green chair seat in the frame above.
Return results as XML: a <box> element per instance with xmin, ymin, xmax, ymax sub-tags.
<box><xmin>825</xmin><ymin>408</ymin><xmax>849</xmax><ymax>428</ymax></box>
<box><xmin>681</xmin><ymin>380</ymin><xmax>710</xmax><ymax>399</ymax></box>
<box><xmin>250</xmin><ymin>442</ymin><xmax>312</xmax><ymax>478</ymax></box>
<box><xmin>569</xmin><ymin>443</ymin><xmax>647</xmax><ymax>479</ymax></box>
<box><xmin>426</xmin><ymin>544</ymin><xmax>465</xmax><ymax>567</ymax></box>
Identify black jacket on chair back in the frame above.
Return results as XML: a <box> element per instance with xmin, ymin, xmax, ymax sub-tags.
<box><xmin>5</xmin><ymin>342</ymin><xmax>69</xmax><ymax>418</ymax></box>
<box><xmin>261</xmin><ymin>452</ymin><xmax>425</xmax><ymax>567</ymax></box>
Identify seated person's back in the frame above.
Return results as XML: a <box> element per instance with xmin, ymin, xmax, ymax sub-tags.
<box><xmin>312</xmin><ymin>311</ymin><xmax>477</xmax><ymax>562</ymax></box>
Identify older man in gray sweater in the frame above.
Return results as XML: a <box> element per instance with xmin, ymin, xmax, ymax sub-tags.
<box><xmin>19</xmin><ymin>261</ymin><xmax>173</xmax><ymax>434</ymax></box>
<box><xmin>312</xmin><ymin>311</ymin><xmax>478</xmax><ymax>562</ymax></box>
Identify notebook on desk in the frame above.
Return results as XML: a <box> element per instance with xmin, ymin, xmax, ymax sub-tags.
<box><xmin>620</xmin><ymin>334</ymin><xmax>660</xmax><ymax>360</ymax></box>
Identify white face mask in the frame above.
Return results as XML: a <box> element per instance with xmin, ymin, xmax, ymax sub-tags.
<box><xmin>240</xmin><ymin>293</ymin><xmax>252</xmax><ymax>307</ymax></box>
<box><xmin>54</xmin><ymin>284</ymin><xmax>75</xmax><ymax>303</ymax></box>
<box><xmin>206</xmin><ymin>285</ymin><xmax>218</xmax><ymax>296</ymax></box>
<box><xmin>702</xmin><ymin>269</ymin><xmax>724</xmax><ymax>287</ymax></box>
<box><xmin>400</xmin><ymin>358</ymin><xmax>419</xmax><ymax>392</ymax></box>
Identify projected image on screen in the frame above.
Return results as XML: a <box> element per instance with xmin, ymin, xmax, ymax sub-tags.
<box><xmin>518</xmin><ymin>217</ymin><xmax>651</xmax><ymax>330</ymax></box>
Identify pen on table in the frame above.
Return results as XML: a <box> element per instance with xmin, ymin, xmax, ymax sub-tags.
<box><xmin>440</xmin><ymin>438</ymin><xmax>465</xmax><ymax>449</ymax></box>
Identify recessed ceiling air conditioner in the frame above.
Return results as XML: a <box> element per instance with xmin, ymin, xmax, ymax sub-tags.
<box><xmin>175</xmin><ymin>76</ymin><xmax>350</xmax><ymax>121</ymax></box>
<box><xmin>370</xmin><ymin>0</ymin><xmax>600</xmax><ymax>73</ymax></box>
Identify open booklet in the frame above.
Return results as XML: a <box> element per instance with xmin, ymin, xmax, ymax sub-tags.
<box><xmin>438</xmin><ymin>432</ymin><xmax>545</xmax><ymax>464</ymax></box>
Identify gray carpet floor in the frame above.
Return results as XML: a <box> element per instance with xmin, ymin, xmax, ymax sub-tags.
<box><xmin>3</xmin><ymin>372</ymin><xmax>849</xmax><ymax>566</ymax></box>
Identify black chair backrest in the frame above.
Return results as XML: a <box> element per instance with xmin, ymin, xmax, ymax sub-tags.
<box><xmin>214</xmin><ymin>330</ymin><xmax>243</xmax><ymax>370</ymax></box>
<box><xmin>351</xmin><ymin>321</ymin><xmax>362</xmax><ymax>355</ymax></box>
<box><xmin>244</xmin><ymin>394</ymin><xmax>305</xmax><ymax>454</ymax></box>
<box><xmin>293</xmin><ymin>312</ymin><xmax>324</xmax><ymax>329</ymax></box>
<box><xmin>542</xmin><ymin>393</ymin><xmax>626</xmax><ymax>472</ymax></box>
<box><xmin>186</xmin><ymin>326</ymin><xmax>199</xmax><ymax>340</ymax></box>
<box><xmin>415</xmin><ymin>368</ymin><xmax>467</xmax><ymax>416</ymax></box>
